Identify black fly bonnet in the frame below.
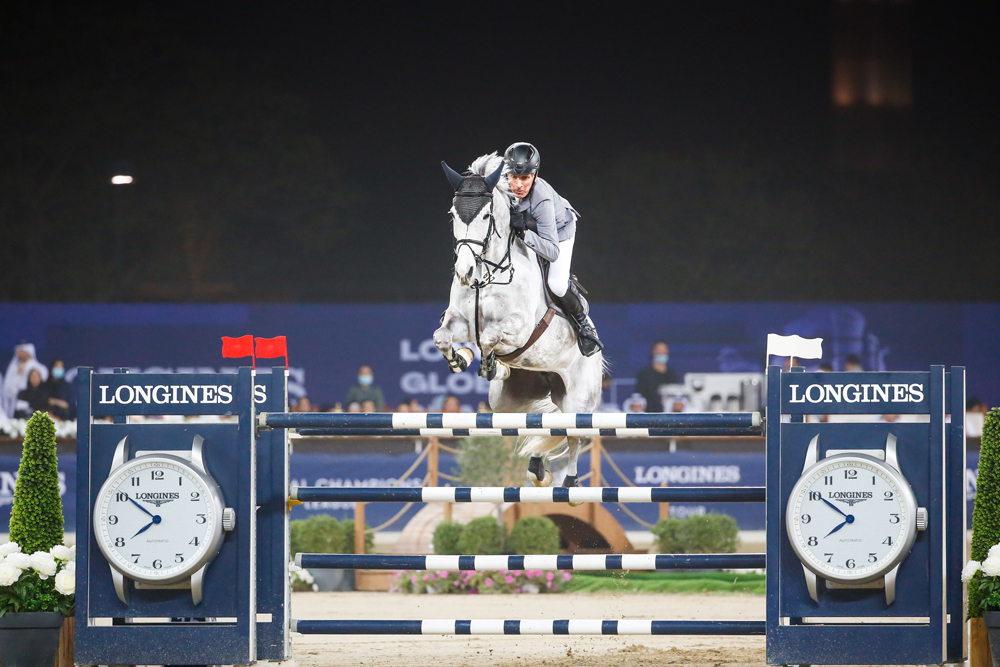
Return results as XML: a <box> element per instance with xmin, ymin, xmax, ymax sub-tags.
<box><xmin>441</xmin><ymin>160</ymin><xmax>514</xmax><ymax>289</ymax></box>
<box><xmin>453</xmin><ymin>175</ymin><xmax>493</xmax><ymax>223</ymax></box>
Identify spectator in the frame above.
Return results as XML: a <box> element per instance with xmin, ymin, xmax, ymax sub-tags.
<box><xmin>15</xmin><ymin>369</ymin><xmax>51</xmax><ymax>418</ymax></box>
<box><xmin>296</xmin><ymin>396</ymin><xmax>314</xmax><ymax>412</ymax></box>
<box><xmin>635</xmin><ymin>340</ymin><xmax>678</xmax><ymax>412</ymax></box>
<box><xmin>2</xmin><ymin>342</ymin><xmax>49</xmax><ymax>418</ymax></box>
<box><xmin>44</xmin><ymin>359</ymin><xmax>75</xmax><ymax>420</ymax></box>
<box><xmin>844</xmin><ymin>354</ymin><xmax>863</xmax><ymax>372</ymax></box>
<box><xmin>346</xmin><ymin>365</ymin><xmax>386</xmax><ymax>412</ymax></box>
<box><xmin>347</xmin><ymin>401</ymin><xmax>362</xmax><ymax>413</ymax></box>
<box><xmin>624</xmin><ymin>393</ymin><xmax>647</xmax><ymax>414</ymax></box>
<box><xmin>968</xmin><ymin>398</ymin><xmax>988</xmax><ymax>438</ymax></box>
<box><xmin>819</xmin><ymin>362</ymin><xmax>833</xmax><ymax>372</ymax></box>
<box><xmin>396</xmin><ymin>401</ymin><xmax>411</xmax><ymax>413</ymax></box>
<box><xmin>361</xmin><ymin>399</ymin><xmax>377</xmax><ymax>413</ymax></box>
<box><xmin>408</xmin><ymin>397</ymin><xmax>423</xmax><ymax>412</ymax></box>
<box><xmin>442</xmin><ymin>395</ymin><xmax>461</xmax><ymax>413</ymax></box>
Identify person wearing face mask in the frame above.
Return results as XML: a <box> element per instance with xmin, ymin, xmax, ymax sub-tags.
<box><xmin>345</xmin><ymin>364</ymin><xmax>386</xmax><ymax>412</ymax></box>
<box><xmin>44</xmin><ymin>359</ymin><xmax>76</xmax><ymax>420</ymax></box>
<box><xmin>635</xmin><ymin>341</ymin><xmax>678</xmax><ymax>413</ymax></box>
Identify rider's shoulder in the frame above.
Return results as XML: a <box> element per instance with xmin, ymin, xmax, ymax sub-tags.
<box><xmin>528</xmin><ymin>177</ymin><xmax>555</xmax><ymax>203</ymax></box>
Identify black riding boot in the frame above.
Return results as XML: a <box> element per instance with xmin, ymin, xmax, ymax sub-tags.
<box><xmin>557</xmin><ymin>281</ymin><xmax>604</xmax><ymax>357</ymax></box>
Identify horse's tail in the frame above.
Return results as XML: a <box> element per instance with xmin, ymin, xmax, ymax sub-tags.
<box><xmin>515</xmin><ymin>395</ymin><xmax>570</xmax><ymax>459</ymax></box>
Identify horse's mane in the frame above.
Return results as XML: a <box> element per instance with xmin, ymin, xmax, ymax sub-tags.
<box><xmin>468</xmin><ymin>153</ymin><xmax>512</xmax><ymax>202</ymax></box>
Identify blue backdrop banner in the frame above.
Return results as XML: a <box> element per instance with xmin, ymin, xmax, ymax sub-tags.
<box><xmin>0</xmin><ymin>302</ymin><xmax>998</xmax><ymax>410</ymax></box>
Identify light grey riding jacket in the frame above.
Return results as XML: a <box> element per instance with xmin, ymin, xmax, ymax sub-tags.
<box><xmin>514</xmin><ymin>176</ymin><xmax>579</xmax><ymax>263</ymax></box>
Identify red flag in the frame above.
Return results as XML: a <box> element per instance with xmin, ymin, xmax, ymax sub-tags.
<box><xmin>222</xmin><ymin>335</ymin><xmax>254</xmax><ymax>358</ymax></box>
<box><xmin>222</xmin><ymin>335</ymin><xmax>255</xmax><ymax>369</ymax></box>
<box><xmin>255</xmin><ymin>336</ymin><xmax>288</xmax><ymax>369</ymax></box>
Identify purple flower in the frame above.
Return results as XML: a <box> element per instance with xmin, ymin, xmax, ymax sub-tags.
<box><xmin>545</xmin><ymin>572</ymin><xmax>554</xmax><ymax>582</ymax></box>
<box><xmin>484</xmin><ymin>577</ymin><xmax>493</xmax><ymax>586</ymax></box>
<box><xmin>505</xmin><ymin>575</ymin><xmax>514</xmax><ymax>583</ymax></box>
<box><xmin>513</xmin><ymin>570</ymin><xmax>522</xmax><ymax>576</ymax></box>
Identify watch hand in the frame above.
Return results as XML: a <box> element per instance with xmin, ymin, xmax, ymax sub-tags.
<box><xmin>128</xmin><ymin>497</ymin><xmax>155</xmax><ymax>518</ymax></box>
<box><xmin>130</xmin><ymin>514</ymin><xmax>162</xmax><ymax>538</ymax></box>
<box><xmin>132</xmin><ymin>520</ymin><xmax>155</xmax><ymax>538</ymax></box>
<box><xmin>819</xmin><ymin>496</ymin><xmax>848</xmax><ymax>518</ymax></box>
<box><xmin>824</xmin><ymin>520</ymin><xmax>848</xmax><ymax>538</ymax></box>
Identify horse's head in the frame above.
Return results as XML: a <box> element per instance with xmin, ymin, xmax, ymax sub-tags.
<box><xmin>442</xmin><ymin>156</ymin><xmax>508</xmax><ymax>287</ymax></box>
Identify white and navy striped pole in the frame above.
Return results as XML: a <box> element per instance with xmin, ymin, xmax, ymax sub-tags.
<box><xmin>290</xmin><ymin>485</ymin><xmax>766</xmax><ymax>504</ymax></box>
<box><xmin>261</xmin><ymin>411</ymin><xmax>762</xmax><ymax>433</ymax></box>
<box><xmin>293</xmin><ymin>426</ymin><xmax>757</xmax><ymax>437</ymax></box>
<box><xmin>291</xmin><ymin>619</ymin><xmax>766</xmax><ymax>635</ymax></box>
<box><xmin>295</xmin><ymin>553</ymin><xmax>765</xmax><ymax>571</ymax></box>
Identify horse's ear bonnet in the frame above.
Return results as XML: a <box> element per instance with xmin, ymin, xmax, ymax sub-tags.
<box><xmin>444</xmin><ymin>161</ymin><xmax>504</xmax><ymax>224</ymax></box>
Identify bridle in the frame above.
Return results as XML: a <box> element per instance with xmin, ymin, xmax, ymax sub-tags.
<box><xmin>452</xmin><ymin>190</ymin><xmax>516</xmax><ymax>290</ymax></box>
<box><xmin>451</xmin><ymin>183</ymin><xmax>517</xmax><ymax>370</ymax></box>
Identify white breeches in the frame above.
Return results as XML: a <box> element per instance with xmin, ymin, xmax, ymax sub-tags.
<box><xmin>547</xmin><ymin>236</ymin><xmax>575</xmax><ymax>297</ymax></box>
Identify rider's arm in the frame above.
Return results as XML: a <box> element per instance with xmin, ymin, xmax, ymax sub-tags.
<box><xmin>522</xmin><ymin>198</ymin><xmax>560</xmax><ymax>262</ymax></box>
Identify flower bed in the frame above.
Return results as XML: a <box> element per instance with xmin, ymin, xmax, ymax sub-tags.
<box><xmin>390</xmin><ymin>569</ymin><xmax>571</xmax><ymax>594</ymax></box>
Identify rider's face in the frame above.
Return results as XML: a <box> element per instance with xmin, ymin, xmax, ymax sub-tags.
<box><xmin>508</xmin><ymin>173</ymin><xmax>535</xmax><ymax>199</ymax></box>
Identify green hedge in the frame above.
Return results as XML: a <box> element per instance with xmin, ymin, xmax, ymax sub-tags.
<box><xmin>652</xmin><ymin>513</ymin><xmax>739</xmax><ymax>554</ymax></box>
<box><xmin>290</xmin><ymin>514</ymin><xmax>372</xmax><ymax>557</ymax></box>
<box><xmin>508</xmin><ymin>516</ymin><xmax>560</xmax><ymax>555</ymax></box>
<box><xmin>456</xmin><ymin>516</ymin><xmax>505</xmax><ymax>555</ymax></box>
<box><xmin>970</xmin><ymin>408</ymin><xmax>1000</xmax><ymax>617</ymax></box>
<box><xmin>432</xmin><ymin>520</ymin><xmax>464</xmax><ymax>555</ymax></box>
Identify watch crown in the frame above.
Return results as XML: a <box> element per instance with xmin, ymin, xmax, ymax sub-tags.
<box><xmin>916</xmin><ymin>507</ymin><xmax>928</xmax><ymax>531</ymax></box>
<box><xmin>223</xmin><ymin>508</ymin><xmax>236</xmax><ymax>532</ymax></box>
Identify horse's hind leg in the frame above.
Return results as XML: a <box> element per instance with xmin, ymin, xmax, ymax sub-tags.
<box><xmin>562</xmin><ymin>437</ymin><xmax>583</xmax><ymax>488</ymax></box>
<box><xmin>489</xmin><ymin>368</ymin><xmax>563</xmax><ymax>487</ymax></box>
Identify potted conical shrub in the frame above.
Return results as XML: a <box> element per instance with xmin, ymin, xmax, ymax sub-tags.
<box><xmin>0</xmin><ymin>411</ymin><xmax>75</xmax><ymax>667</ymax></box>
<box><xmin>968</xmin><ymin>408</ymin><xmax>1000</xmax><ymax>667</ymax></box>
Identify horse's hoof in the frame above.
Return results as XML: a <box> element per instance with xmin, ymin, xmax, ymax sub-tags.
<box><xmin>529</xmin><ymin>470</ymin><xmax>553</xmax><ymax>487</ymax></box>
<box><xmin>562</xmin><ymin>475</ymin><xmax>581</xmax><ymax>505</ymax></box>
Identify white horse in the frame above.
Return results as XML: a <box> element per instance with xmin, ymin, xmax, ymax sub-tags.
<box><xmin>433</xmin><ymin>153</ymin><xmax>604</xmax><ymax>487</ymax></box>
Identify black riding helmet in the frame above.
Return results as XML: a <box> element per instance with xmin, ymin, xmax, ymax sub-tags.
<box><xmin>504</xmin><ymin>142</ymin><xmax>540</xmax><ymax>175</ymax></box>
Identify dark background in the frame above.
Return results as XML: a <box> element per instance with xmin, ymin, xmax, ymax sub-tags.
<box><xmin>2</xmin><ymin>1</ymin><xmax>997</xmax><ymax>303</ymax></box>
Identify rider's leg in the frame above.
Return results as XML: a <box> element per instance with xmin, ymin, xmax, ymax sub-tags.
<box><xmin>548</xmin><ymin>236</ymin><xmax>603</xmax><ymax>357</ymax></box>
<box><xmin>546</xmin><ymin>237</ymin><xmax>574</xmax><ymax>297</ymax></box>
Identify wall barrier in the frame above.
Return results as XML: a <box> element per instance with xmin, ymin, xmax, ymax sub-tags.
<box><xmin>74</xmin><ymin>365</ymin><xmax>967</xmax><ymax>666</ymax></box>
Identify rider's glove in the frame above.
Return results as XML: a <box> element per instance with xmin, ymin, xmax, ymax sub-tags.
<box><xmin>509</xmin><ymin>208</ymin><xmax>528</xmax><ymax>239</ymax></box>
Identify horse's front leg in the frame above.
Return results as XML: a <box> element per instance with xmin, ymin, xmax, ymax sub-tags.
<box><xmin>434</xmin><ymin>308</ymin><xmax>474</xmax><ymax>373</ymax></box>
<box><xmin>478</xmin><ymin>312</ymin><xmax>530</xmax><ymax>380</ymax></box>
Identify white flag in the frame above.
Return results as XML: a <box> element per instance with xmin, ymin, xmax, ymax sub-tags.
<box><xmin>767</xmin><ymin>334</ymin><xmax>823</xmax><ymax>360</ymax></box>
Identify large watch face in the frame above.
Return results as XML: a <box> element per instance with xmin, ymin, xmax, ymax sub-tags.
<box><xmin>94</xmin><ymin>454</ymin><xmax>224</xmax><ymax>584</ymax></box>
<box><xmin>786</xmin><ymin>453</ymin><xmax>918</xmax><ymax>584</ymax></box>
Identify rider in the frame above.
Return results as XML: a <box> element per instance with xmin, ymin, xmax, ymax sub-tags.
<box><xmin>504</xmin><ymin>142</ymin><xmax>603</xmax><ymax>357</ymax></box>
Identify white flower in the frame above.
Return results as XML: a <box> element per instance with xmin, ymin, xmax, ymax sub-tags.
<box><xmin>0</xmin><ymin>563</ymin><xmax>22</xmax><ymax>586</ymax></box>
<box><xmin>990</xmin><ymin>544</ymin><xmax>1000</xmax><ymax>560</ymax></box>
<box><xmin>982</xmin><ymin>556</ymin><xmax>1000</xmax><ymax>578</ymax></box>
<box><xmin>54</xmin><ymin>568</ymin><xmax>75</xmax><ymax>596</ymax></box>
<box><xmin>63</xmin><ymin>560</ymin><xmax>76</xmax><ymax>575</ymax></box>
<box><xmin>4</xmin><ymin>552</ymin><xmax>31</xmax><ymax>569</ymax></box>
<box><xmin>0</xmin><ymin>542</ymin><xmax>21</xmax><ymax>557</ymax></box>
<box><xmin>963</xmin><ymin>560</ymin><xmax>982</xmax><ymax>582</ymax></box>
<box><xmin>50</xmin><ymin>545</ymin><xmax>73</xmax><ymax>561</ymax></box>
<box><xmin>29</xmin><ymin>551</ymin><xmax>57</xmax><ymax>579</ymax></box>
